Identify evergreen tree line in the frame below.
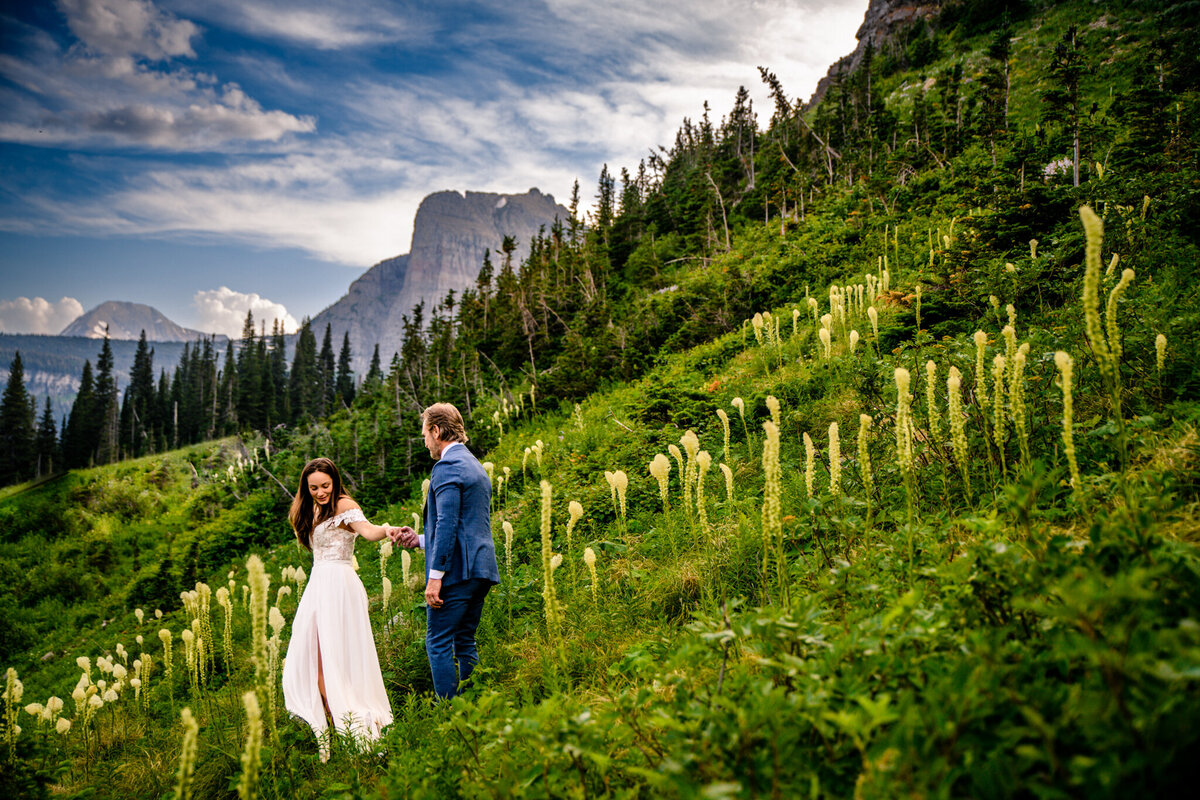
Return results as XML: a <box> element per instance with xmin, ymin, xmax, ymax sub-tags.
<box><xmin>0</xmin><ymin>315</ymin><xmax>372</xmax><ymax>486</ymax></box>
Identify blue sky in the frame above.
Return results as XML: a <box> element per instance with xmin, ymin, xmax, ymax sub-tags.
<box><xmin>0</xmin><ymin>0</ymin><xmax>862</xmax><ymax>337</ymax></box>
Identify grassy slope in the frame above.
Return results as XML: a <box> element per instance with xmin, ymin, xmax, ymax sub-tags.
<box><xmin>4</xmin><ymin>1</ymin><xmax>1200</xmax><ymax>797</ymax></box>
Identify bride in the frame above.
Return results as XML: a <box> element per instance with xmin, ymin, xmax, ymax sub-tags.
<box><xmin>282</xmin><ymin>457</ymin><xmax>393</xmax><ymax>761</ymax></box>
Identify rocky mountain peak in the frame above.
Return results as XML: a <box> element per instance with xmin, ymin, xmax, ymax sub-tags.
<box><xmin>807</xmin><ymin>0</ymin><xmax>945</xmax><ymax>107</ymax></box>
<box><xmin>308</xmin><ymin>188</ymin><xmax>569</xmax><ymax>373</ymax></box>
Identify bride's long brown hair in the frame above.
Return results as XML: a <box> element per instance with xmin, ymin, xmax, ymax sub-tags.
<box><xmin>288</xmin><ymin>457</ymin><xmax>351</xmax><ymax>551</ymax></box>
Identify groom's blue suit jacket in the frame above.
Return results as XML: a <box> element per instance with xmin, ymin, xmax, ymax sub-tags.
<box><xmin>424</xmin><ymin>443</ymin><xmax>500</xmax><ymax>586</ymax></box>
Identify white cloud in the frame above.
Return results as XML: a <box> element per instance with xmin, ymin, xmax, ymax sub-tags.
<box><xmin>59</xmin><ymin>0</ymin><xmax>200</xmax><ymax>60</ymax></box>
<box><xmin>170</xmin><ymin>0</ymin><xmax>431</xmax><ymax>49</ymax></box>
<box><xmin>192</xmin><ymin>287</ymin><xmax>298</xmax><ymax>337</ymax></box>
<box><xmin>0</xmin><ymin>296</ymin><xmax>85</xmax><ymax>334</ymax></box>
<box><xmin>0</xmin><ymin>0</ymin><xmax>314</xmax><ymax>150</ymax></box>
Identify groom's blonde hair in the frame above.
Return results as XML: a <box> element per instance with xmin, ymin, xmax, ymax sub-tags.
<box><xmin>422</xmin><ymin>403</ymin><xmax>468</xmax><ymax>443</ymax></box>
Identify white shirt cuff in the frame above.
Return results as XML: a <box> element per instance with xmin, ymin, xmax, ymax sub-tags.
<box><xmin>417</xmin><ymin>534</ymin><xmax>425</xmax><ymax>549</ymax></box>
<box><xmin>429</xmin><ymin>569</ymin><xmax>445</xmax><ymax>579</ymax></box>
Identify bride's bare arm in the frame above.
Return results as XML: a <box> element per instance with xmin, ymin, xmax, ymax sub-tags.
<box><xmin>336</xmin><ymin>497</ymin><xmax>392</xmax><ymax>542</ymax></box>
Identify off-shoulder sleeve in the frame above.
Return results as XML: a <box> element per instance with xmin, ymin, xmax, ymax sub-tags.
<box><xmin>330</xmin><ymin>508</ymin><xmax>367</xmax><ymax>528</ymax></box>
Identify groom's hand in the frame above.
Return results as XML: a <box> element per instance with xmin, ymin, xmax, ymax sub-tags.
<box><xmin>425</xmin><ymin>578</ymin><xmax>443</xmax><ymax>608</ymax></box>
<box><xmin>395</xmin><ymin>526</ymin><xmax>418</xmax><ymax>548</ymax></box>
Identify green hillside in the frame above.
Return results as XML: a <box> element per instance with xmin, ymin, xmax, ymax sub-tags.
<box><xmin>3</xmin><ymin>0</ymin><xmax>1200</xmax><ymax>797</ymax></box>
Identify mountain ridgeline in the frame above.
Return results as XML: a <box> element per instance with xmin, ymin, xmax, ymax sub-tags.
<box><xmin>58</xmin><ymin>301</ymin><xmax>215</xmax><ymax>342</ymax></box>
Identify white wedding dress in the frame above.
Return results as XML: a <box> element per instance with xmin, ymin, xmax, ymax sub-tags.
<box><xmin>282</xmin><ymin>508</ymin><xmax>392</xmax><ymax>757</ymax></box>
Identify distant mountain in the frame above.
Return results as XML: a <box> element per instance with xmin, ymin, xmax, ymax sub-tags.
<box><xmin>60</xmin><ymin>301</ymin><xmax>222</xmax><ymax>343</ymax></box>
<box><xmin>308</xmin><ymin>188</ymin><xmax>570</xmax><ymax>372</ymax></box>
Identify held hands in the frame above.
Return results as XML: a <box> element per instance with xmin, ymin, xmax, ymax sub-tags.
<box><xmin>386</xmin><ymin>525</ymin><xmax>419</xmax><ymax>549</ymax></box>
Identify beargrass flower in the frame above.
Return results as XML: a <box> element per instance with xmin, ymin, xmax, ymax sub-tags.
<box><xmin>992</xmin><ymin>355</ymin><xmax>1008</xmax><ymax>473</ymax></box>
<box><xmin>731</xmin><ymin>398</ymin><xmax>752</xmax><ymax>456</ymax></box>
<box><xmin>716</xmin><ymin>409</ymin><xmax>731</xmax><ymax>461</ymax></box>
<box><xmin>159</xmin><ymin>629</ymin><xmax>173</xmax><ymax>705</ymax></box>
<box><xmin>803</xmin><ymin>432</ymin><xmax>816</xmax><ymax>499</ymax></box>
<box><xmin>1002</xmin><ymin>325</ymin><xmax>1016</xmax><ymax>382</ymax></box>
<box><xmin>720</xmin><ymin>463</ymin><xmax>734</xmax><ymax>501</ymax></box>
<box><xmin>237</xmin><ymin>692</ymin><xmax>263</xmax><ymax>799</ymax></box>
<box><xmin>567</xmin><ymin>501</ymin><xmax>583</xmax><ymax>572</ymax></box>
<box><xmin>828</xmin><ymin>422</ymin><xmax>841</xmax><ymax>497</ymax></box>
<box><xmin>56</xmin><ymin>718</ymin><xmax>71</xmax><ymax>735</ymax></box>
<box><xmin>612</xmin><ymin>471</ymin><xmax>628</xmax><ymax>519</ymax></box>
<box><xmin>1106</xmin><ymin>268</ymin><xmax>1135</xmax><ymax>362</ymax></box>
<box><xmin>849</xmin><ymin>330</ymin><xmax>860</xmax><ymax>353</ymax></box>
<box><xmin>583</xmin><ymin>548</ymin><xmax>599</xmax><ymax>606</ymax></box>
<box><xmin>539</xmin><ymin>481</ymin><xmax>561</xmax><ymax>642</ymax></box>
<box><xmin>761</xmin><ymin>422</ymin><xmax>782</xmax><ymax>582</ymax></box>
<box><xmin>135</xmin><ymin>609</ymin><xmax>144</xmax><ymax>625</ymax></box>
<box><xmin>925</xmin><ymin>361</ymin><xmax>940</xmax><ymax>444</ymax></box>
<box><xmin>1011</xmin><ymin>343</ymin><xmax>1031</xmax><ymax>464</ymax></box>
<box><xmin>1080</xmin><ymin>206</ymin><xmax>1115</xmax><ymax>388</ymax></box>
<box><xmin>947</xmin><ymin>368</ymin><xmax>971</xmax><ymax>496</ymax></box>
<box><xmin>681</xmin><ymin>430</ymin><xmax>700</xmax><ymax>519</ymax></box>
<box><xmin>973</xmin><ymin>331</ymin><xmax>989</xmax><ymax>406</ymax></box>
<box><xmin>1055</xmin><ymin>352</ymin><xmax>1081</xmax><ymax>492</ymax></box>
<box><xmin>1156</xmin><ymin>334</ymin><xmax>1168</xmax><ymax>376</ymax></box>
<box><xmin>696</xmin><ymin>451</ymin><xmax>712</xmax><ymax>536</ymax></box>
<box><xmin>246</xmin><ymin>555</ymin><xmax>270</xmax><ymax>702</ymax></box>
<box><xmin>894</xmin><ymin>368</ymin><xmax>915</xmax><ymax>494</ymax></box>
<box><xmin>766</xmin><ymin>396</ymin><xmax>781</xmax><ymax>429</ymax></box>
<box><xmin>868</xmin><ymin>306</ymin><xmax>879</xmax><ymax>343</ymax></box>
<box><xmin>667</xmin><ymin>445</ymin><xmax>684</xmax><ymax>486</ymax></box>
<box><xmin>857</xmin><ymin>414</ymin><xmax>875</xmax><ymax>506</ymax></box>
<box><xmin>501</xmin><ymin>522</ymin><xmax>513</xmax><ymax>577</ymax></box>
<box><xmin>818</xmin><ymin>327</ymin><xmax>832</xmax><ymax>359</ymax></box>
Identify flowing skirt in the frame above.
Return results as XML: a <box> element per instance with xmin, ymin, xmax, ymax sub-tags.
<box><xmin>282</xmin><ymin>560</ymin><xmax>392</xmax><ymax>747</ymax></box>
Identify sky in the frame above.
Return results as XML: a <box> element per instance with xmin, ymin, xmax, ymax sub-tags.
<box><xmin>0</xmin><ymin>0</ymin><xmax>864</xmax><ymax>338</ymax></box>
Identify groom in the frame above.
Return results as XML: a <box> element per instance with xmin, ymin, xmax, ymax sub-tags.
<box><xmin>391</xmin><ymin>402</ymin><xmax>499</xmax><ymax>699</ymax></box>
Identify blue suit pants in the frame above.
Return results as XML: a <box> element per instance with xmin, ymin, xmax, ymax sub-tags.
<box><xmin>426</xmin><ymin>578</ymin><xmax>491</xmax><ymax>699</ymax></box>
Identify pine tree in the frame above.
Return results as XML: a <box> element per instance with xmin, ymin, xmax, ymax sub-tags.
<box><xmin>94</xmin><ymin>333</ymin><xmax>120</xmax><ymax>465</ymax></box>
<box><xmin>155</xmin><ymin>369</ymin><xmax>171</xmax><ymax>452</ymax></box>
<box><xmin>35</xmin><ymin>396</ymin><xmax>58</xmax><ymax>477</ymax></box>
<box><xmin>270</xmin><ymin>320</ymin><xmax>290</xmax><ymax>425</ymax></box>
<box><xmin>362</xmin><ymin>344</ymin><xmax>383</xmax><ymax>395</ymax></box>
<box><xmin>237</xmin><ymin>311</ymin><xmax>263</xmax><ymax>430</ymax></box>
<box><xmin>218</xmin><ymin>340</ymin><xmax>238</xmax><ymax>434</ymax></box>
<box><xmin>63</xmin><ymin>360</ymin><xmax>97</xmax><ymax>468</ymax></box>
<box><xmin>0</xmin><ymin>352</ymin><xmax>36</xmax><ymax>485</ymax></box>
<box><xmin>125</xmin><ymin>330</ymin><xmax>156</xmax><ymax>456</ymax></box>
<box><xmin>289</xmin><ymin>319</ymin><xmax>319</xmax><ymax>422</ymax></box>
<box><xmin>336</xmin><ymin>332</ymin><xmax>355</xmax><ymax>408</ymax></box>
<box><xmin>318</xmin><ymin>324</ymin><xmax>336</xmax><ymax>417</ymax></box>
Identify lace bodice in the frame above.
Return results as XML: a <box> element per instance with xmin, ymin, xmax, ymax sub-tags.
<box><xmin>311</xmin><ymin>509</ymin><xmax>366</xmax><ymax>562</ymax></box>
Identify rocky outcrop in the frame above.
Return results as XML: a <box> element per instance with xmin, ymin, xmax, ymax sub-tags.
<box><xmin>60</xmin><ymin>301</ymin><xmax>218</xmax><ymax>342</ymax></box>
<box><xmin>308</xmin><ymin>188</ymin><xmax>569</xmax><ymax>372</ymax></box>
<box><xmin>806</xmin><ymin>0</ymin><xmax>944</xmax><ymax>107</ymax></box>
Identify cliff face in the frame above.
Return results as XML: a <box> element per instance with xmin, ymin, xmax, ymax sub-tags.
<box><xmin>309</xmin><ymin>188</ymin><xmax>569</xmax><ymax>372</ymax></box>
<box><xmin>806</xmin><ymin>0</ymin><xmax>944</xmax><ymax>107</ymax></box>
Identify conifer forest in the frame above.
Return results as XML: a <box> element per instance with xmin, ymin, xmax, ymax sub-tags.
<box><xmin>2</xmin><ymin>0</ymin><xmax>1200</xmax><ymax>797</ymax></box>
